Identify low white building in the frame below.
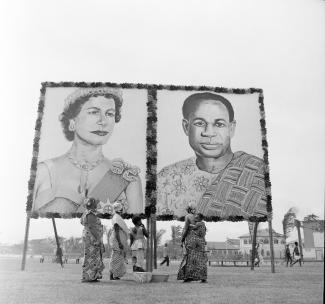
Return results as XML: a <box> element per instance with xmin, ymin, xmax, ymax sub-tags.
<box><xmin>238</xmin><ymin>228</ymin><xmax>286</xmax><ymax>259</ymax></box>
<box><xmin>302</xmin><ymin>220</ymin><xmax>324</xmax><ymax>260</ymax></box>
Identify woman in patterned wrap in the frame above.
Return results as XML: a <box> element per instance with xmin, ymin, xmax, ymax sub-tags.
<box><xmin>109</xmin><ymin>202</ymin><xmax>129</xmax><ymax>280</ymax></box>
<box><xmin>80</xmin><ymin>197</ymin><xmax>105</xmax><ymax>282</ymax></box>
<box><xmin>177</xmin><ymin>205</ymin><xmax>208</xmax><ymax>283</ymax></box>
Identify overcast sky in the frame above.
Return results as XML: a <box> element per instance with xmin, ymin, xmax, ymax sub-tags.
<box><xmin>0</xmin><ymin>0</ymin><xmax>324</xmax><ymax>245</ymax></box>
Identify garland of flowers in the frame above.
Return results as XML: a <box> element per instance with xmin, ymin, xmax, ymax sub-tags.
<box><xmin>26</xmin><ymin>83</ymin><xmax>46</xmax><ymax>214</ymax></box>
<box><xmin>258</xmin><ymin>91</ymin><xmax>272</xmax><ymax>215</ymax></box>
<box><xmin>144</xmin><ymin>89</ymin><xmax>157</xmax><ymax>218</ymax></box>
<box><xmin>27</xmin><ymin>82</ymin><xmax>272</xmax><ymax>223</ymax></box>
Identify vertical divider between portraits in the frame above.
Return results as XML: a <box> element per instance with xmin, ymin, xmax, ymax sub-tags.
<box><xmin>145</xmin><ymin>88</ymin><xmax>158</xmax><ymax>271</ymax></box>
<box><xmin>145</xmin><ymin>89</ymin><xmax>158</xmax><ymax>217</ymax></box>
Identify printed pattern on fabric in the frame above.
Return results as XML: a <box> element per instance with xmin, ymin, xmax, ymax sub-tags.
<box><xmin>198</xmin><ymin>152</ymin><xmax>267</xmax><ymax>218</ymax></box>
<box><xmin>157</xmin><ymin>151</ymin><xmax>267</xmax><ymax>219</ymax></box>
<box><xmin>177</xmin><ymin>222</ymin><xmax>208</xmax><ymax>281</ymax></box>
<box><xmin>81</xmin><ymin>210</ymin><xmax>104</xmax><ymax>281</ymax></box>
<box><xmin>109</xmin><ymin>225</ymin><xmax>128</xmax><ymax>278</ymax></box>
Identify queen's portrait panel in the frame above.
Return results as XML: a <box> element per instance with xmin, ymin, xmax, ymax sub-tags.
<box><xmin>157</xmin><ymin>89</ymin><xmax>269</xmax><ymax>220</ymax></box>
<box><xmin>30</xmin><ymin>85</ymin><xmax>147</xmax><ymax>218</ymax></box>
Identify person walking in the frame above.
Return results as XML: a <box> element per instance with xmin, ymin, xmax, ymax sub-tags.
<box><xmin>109</xmin><ymin>202</ymin><xmax>129</xmax><ymax>280</ymax></box>
<box><xmin>160</xmin><ymin>243</ymin><xmax>170</xmax><ymax>267</ymax></box>
<box><xmin>177</xmin><ymin>212</ymin><xmax>208</xmax><ymax>283</ymax></box>
<box><xmin>290</xmin><ymin>242</ymin><xmax>302</xmax><ymax>267</ymax></box>
<box><xmin>285</xmin><ymin>244</ymin><xmax>292</xmax><ymax>267</ymax></box>
<box><xmin>80</xmin><ymin>197</ymin><xmax>105</xmax><ymax>282</ymax></box>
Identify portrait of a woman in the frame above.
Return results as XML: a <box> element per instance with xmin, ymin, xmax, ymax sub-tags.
<box><xmin>32</xmin><ymin>87</ymin><xmax>144</xmax><ymax>217</ymax></box>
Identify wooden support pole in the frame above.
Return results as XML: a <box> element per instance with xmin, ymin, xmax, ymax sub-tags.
<box><xmin>146</xmin><ymin>217</ymin><xmax>149</xmax><ymax>271</ymax></box>
<box><xmin>250</xmin><ymin>221</ymin><xmax>258</xmax><ymax>270</ymax></box>
<box><xmin>52</xmin><ymin>218</ymin><xmax>64</xmax><ymax>268</ymax></box>
<box><xmin>21</xmin><ymin>213</ymin><xmax>31</xmax><ymax>271</ymax></box>
<box><xmin>153</xmin><ymin>214</ymin><xmax>157</xmax><ymax>269</ymax></box>
<box><xmin>146</xmin><ymin>217</ymin><xmax>152</xmax><ymax>272</ymax></box>
<box><xmin>149</xmin><ymin>215</ymin><xmax>154</xmax><ymax>272</ymax></box>
<box><xmin>296</xmin><ymin>220</ymin><xmax>304</xmax><ymax>263</ymax></box>
<box><xmin>268</xmin><ymin>217</ymin><xmax>275</xmax><ymax>273</ymax></box>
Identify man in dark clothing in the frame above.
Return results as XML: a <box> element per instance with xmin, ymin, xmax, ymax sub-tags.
<box><xmin>290</xmin><ymin>242</ymin><xmax>302</xmax><ymax>267</ymax></box>
<box><xmin>285</xmin><ymin>244</ymin><xmax>292</xmax><ymax>267</ymax></box>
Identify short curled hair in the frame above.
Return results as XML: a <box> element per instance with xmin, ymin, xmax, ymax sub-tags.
<box><xmin>182</xmin><ymin>92</ymin><xmax>234</xmax><ymax>122</ymax></box>
<box><xmin>59</xmin><ymin>90</ymin><xmax>123</xmax><ymax>141</ymax></box>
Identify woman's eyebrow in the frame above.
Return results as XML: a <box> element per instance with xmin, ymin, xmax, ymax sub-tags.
<box><xmin>86</xmin><ymin>106</ymin><xmax>115</xmax><ymax>111</ymax></box>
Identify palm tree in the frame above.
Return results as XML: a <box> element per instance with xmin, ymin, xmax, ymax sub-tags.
<box><xmin>62</xmin><ymin>237</ymin><xmax>83</xmax><ymax>254</ymax></box>
<box><xmin>170</xmin><ymin>225</ymin><xmax>183</xmax><ymax>259</ymax></box>
<box><xmin>156</xmin><ymin>229</ymin><xmax>166</xmax><ymax>247</ymax></box>
<box><xmin>282</xmin><ymin>207</ymin><xmax>298</xmax><ymax>241</ymax></box>
<box><xmin>171</xmin><ymin>225</ymin><xmax>182</xmax><ymax>245</ymax></box>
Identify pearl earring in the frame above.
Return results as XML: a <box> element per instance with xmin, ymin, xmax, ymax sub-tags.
<box><xmin>69</xmin><ymin>122</ymin><xmax>75</xmax><ymax>131</ymax></box>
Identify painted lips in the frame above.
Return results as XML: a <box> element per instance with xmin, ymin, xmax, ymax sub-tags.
<box><xmin>200</xmin><ymin>143</ymin><xmax>222</xmax><ymax>150</ymax></box>
<box><xmin>91</xmin><ymin>131</ymin><xmax>109</xmax><ymax>136</ymax></box>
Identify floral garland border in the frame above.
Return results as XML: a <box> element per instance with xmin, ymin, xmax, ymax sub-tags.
<box><xmin>144</xmin><ymin>89</ymin><xmax>158</xmax><ymax>218</ymax></box>
<box><xmin>27</xmin><ymin>82</ymin><xmax>272</xmax><ymax>223</ymax></box>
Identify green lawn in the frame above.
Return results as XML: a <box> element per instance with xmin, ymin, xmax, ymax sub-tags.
<box><xmin>0</xmin><ymin>256</ymin><xmax>323</xmax><ymax>304</ymax></box>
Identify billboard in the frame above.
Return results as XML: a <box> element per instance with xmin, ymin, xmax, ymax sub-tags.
<box><xmin>27</xmin><ymin>83</ymin><xmax>271</xmax><ymax>221</ymax></box>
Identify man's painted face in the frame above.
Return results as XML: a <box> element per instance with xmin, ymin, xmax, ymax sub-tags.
<box><xmin>182</xmin><ymin>100</ymin><xmax>236</xmax><ymax>159</ymax></box>
<box><xmin>71</xmin><ymin>96</ymin><xmax>116</xmax><ymax>146</ymax></box>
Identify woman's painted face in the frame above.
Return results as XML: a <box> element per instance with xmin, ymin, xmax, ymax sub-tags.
<box><xmin>182</xmin><ymin>100</ymin><xmax>236</xmax><ymax>159</ymax></box>
<box><xmin>72</xmin><ymin>96</ymin><xmax>116</xmax><ymax>146</ymax></box>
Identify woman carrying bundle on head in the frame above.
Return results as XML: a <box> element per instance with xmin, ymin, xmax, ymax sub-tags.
<box><xmin>80</xmin><ymin>197</ymin><xmax>105</xmax><ymax>283</ymax></box>
<box><xmin>177</xmin><ymin>203</ymin><xmax>208</xmax><ymax>283</ymax></box>
<box><xmin>109</xmin><ymin>202</ymin><xmax>130</xmax><ymax>280</ymax></box>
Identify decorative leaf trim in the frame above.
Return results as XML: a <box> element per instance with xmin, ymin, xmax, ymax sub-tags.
<box><xmin>145</xmin><ymin>89</ymin><xmax>157</xmax><ymax>217</ymax></box>
<box><xmin>30</xmin><ymin>211</ymin><xmax>146</xmax><ymax>220</ymax></box>
<box><xmin>155</xmin><ymin>214</ymin><xmax>267</xmax><ymax>223</ymax></box>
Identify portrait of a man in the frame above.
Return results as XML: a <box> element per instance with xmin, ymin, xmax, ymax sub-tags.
<box><xmin>157</xmin><ymin>92</ymin><xmax>267</xmax><ymax>219</ymax></box>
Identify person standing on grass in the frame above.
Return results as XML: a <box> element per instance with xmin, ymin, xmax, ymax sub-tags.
<box><xmin>285</xmin><ymin>244</ymin><xmax>292</xmax><ymax>267</ymax></box>
<box><xmin>160</xmin><ymin>243</ymin><xmax>170</xmax><ymax>266</ymax></box>
<box><xmin>109</xmin><ymin>202</ymin><xmax>129</xmax><ymax>280</ymax></box>
<box><xmin>177</xmin><ymin>211</ymin><xmax>208</xmax><ymax>283</ymax></box>
<box><xmin>290</xmin><ymin>242</ymin><xmax>302</xmax><ymax>267</ymax></box>
<box><xmin>130</xmin><ymin>215</ymin><xmax>148</xmax><ymax>269</ymax></box>
<box><xmin>80</xmin><ymin>197</ymin><xmax>105</xmax><ymax>283</ymax></box>
<box><xmin>254</xmin><ymin>243</ymin><xmax>261</xmax><ymax>267</ymax></box>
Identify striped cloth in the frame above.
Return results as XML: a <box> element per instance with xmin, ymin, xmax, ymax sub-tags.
<box><xmin>197</xmin><ymin>152</ymin><xmax>267</xmax><ymax>219</ymax></box>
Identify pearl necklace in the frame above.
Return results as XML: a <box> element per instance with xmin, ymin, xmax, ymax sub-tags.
<box><xmin>66</xmin><ymin>151</ymin><xmax>104</xmax><ymax>195</ymax></box>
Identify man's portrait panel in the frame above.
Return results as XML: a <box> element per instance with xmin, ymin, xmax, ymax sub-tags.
<box><xmin>157</xmin><ymin>90</ymin><xmax>267</xmax><ymax>220</ymax></box>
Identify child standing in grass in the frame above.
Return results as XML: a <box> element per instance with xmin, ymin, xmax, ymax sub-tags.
<box><xmin>130</xmin><ymin>215</ymin><xmax>148</xmax><ymax>269</ymax></box>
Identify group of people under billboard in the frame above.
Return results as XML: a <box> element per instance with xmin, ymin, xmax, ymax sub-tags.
<box><xmin>80</xmin><ymin>197</ymin><xmax>208</xmax><ymax>283</ymax></box>
<box><xmin>32</xmin><ymin>86</ymin><xmax>269</xmax><ymax>283</ymax></box>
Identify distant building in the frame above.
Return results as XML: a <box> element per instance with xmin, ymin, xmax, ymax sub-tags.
<box><xmin>238</xmin><ymin>228</ymin><xmax>286</xmax><ymax>259</ymax></box>
<box><xmin>207</xmin><ymin>240</ymin><xmax>240</xmax><ymax>259</ymax></box>
<box><xmin>302</xmin><ymin>219</ymin><xmax>324</xmax><ymax>260</ymax></box>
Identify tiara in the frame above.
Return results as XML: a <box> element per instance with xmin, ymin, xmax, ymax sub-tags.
<box><xmin>64</xmin><ymin>87</ymin><xmax>123</xmax><ymax>109</ymax></box>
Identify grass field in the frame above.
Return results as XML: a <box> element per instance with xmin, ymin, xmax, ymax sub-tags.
<box><xmin>0</xmin><ymin>256</ymin><xmax>323</xmax><ymax>304</ymax></box>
